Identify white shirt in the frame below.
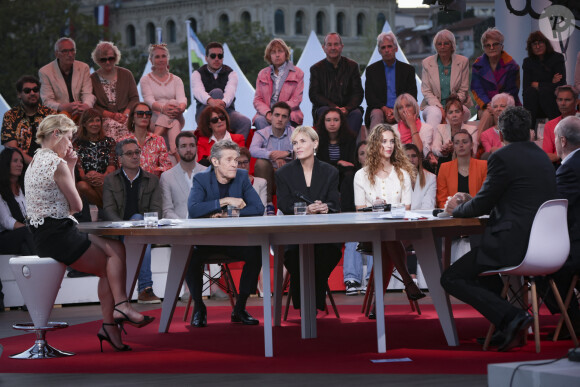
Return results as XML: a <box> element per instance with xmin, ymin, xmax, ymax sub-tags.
<box><xmin>410</xmin><ymin>170</ymin><xmax>437</xmax><ymax>210</ymax></box>
<box><xmin>0</xmin><ymin>189</ymin><xmax>26</xmax><ymax>232</ymax></box>
<box><xmin>354</xmin><ymin>167</ymin><xmax>412</xmax><ymax>208</ymax></box>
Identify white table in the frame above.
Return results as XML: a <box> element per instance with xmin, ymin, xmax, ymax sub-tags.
<box><xmin>80</xmin><ymin>213</ymin><xmax>484</xmax><ymax>357</ymax></box>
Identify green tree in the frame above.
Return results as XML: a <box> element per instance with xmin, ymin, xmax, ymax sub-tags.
<box><xmin>0</xmin><ymin>0</ymin><xmax>105</xmax><ymax>106</ymax></box>
<box><xmin>198</xmin><ymin>22</ymin><xmax>273</xmax><ymax>85</ymax></box>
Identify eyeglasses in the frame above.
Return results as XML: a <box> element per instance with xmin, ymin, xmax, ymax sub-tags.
<box><xmin>209</xmin><ymin>115</ymin><xmax>226</xmax><ymax>124</ymax></box>
<box><xmin>123</xmin><ymin>150</ymin><xmax>142</xmax><ymax>157</ymax></box>
<box><xmin>135</xmin><ymin>111</ymin><xmax>153</xmax><ymax>118</ymax></box>
<box><xmin>99</xmin><ymin>56</ymin><xmax>116</xmax><ymax>63</ymax></box>
<box><xmin>484</xmin><ymin>42</ymin><xmax>502</xmax><ymax>50</ymax></box>
<box><xmin>208</xmin><ymin>53</ymin><xmax>224</xmax><ymax>60</ymax></box>
<box><xmin>22</xmin><ymin>87</ymin><xmax>40</xmax><ymax>94</ymax></box>
<box><xmin>59</xmin><ymin>49</ymin><xmax>76</xmax><ymax>54</ymax></box>
<box><xmin>237</xmin><ymin>160</ymin><xmax>250</xmax><ymax>166</ymax></box>
<box><xmin>436</xmin><ymin>41</ymin><xmax>452</xmax><ymax>47</ymax></box>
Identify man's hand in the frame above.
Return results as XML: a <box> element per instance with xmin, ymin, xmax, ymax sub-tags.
<box><xmin>382</xmin><ymin>106</ymin><xmax>395</xmax><ymax>123</ymax></box>
<box><xmin>552</xmin><ymin>73</ymin><xmax>562</xmax><ymax>84</ymax></box>
<box><xmin>207</xmin><ymin>98</ymin><xmax>226</xmax><ymax>108</ymax></box>
<box><xmin>219</xmin><ymin>197</ymin><xmax>246</xmax><ymax>209</ymax></box>
<box><xmin>307</xmin><ymin>200</ymin><xmax>329</xmax><ymax>214</ymax></box>
<box><xmin>444</xmin><ymin>192</ymin><xmax>472</xmax><ymax>214</ymax></box>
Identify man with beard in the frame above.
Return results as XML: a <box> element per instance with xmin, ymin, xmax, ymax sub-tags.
<box><xmin>1</xmin><ymin>75</ymin><xmax>56</xmax><ymax>164</ymax></box>
<box><xmin>160</xmin><ymin>131</ymin><xmax>207</xmax><ymax>219</ymax></box>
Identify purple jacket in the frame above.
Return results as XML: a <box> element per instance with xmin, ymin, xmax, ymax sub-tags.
<box><xmin>471</xmin><ymin>51</ymin><xmax>521</xmax><ymax>109</ymax></box>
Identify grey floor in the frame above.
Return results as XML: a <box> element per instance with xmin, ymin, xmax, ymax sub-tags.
<box><xmin>0</xmin><ymin>293</ymin><xmax>488</xmax><ymax>387</ymax></box>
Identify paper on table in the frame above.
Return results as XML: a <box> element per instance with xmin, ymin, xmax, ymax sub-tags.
<box><xmin>370</xmin><ymin>358</ymin><xmax>413</xmax><ymax>363</ymax></box>
<box><xmin>379</xmin><ymin>211</ymin><xmax>436</xmax><ymax>220</ymax></box>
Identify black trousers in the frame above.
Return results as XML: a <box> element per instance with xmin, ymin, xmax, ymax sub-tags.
<box><xmin>440</xmin><ymin>248</ymin><xmax>521</xmax><ymax>330</ymax></box>
<box><xmin>284</xmin><ymin>243</ymin><xmax>342</xmax><ymax>311</ymax></box>
<box><xmin>185</xmin><ymin>245</ymin><xmax>262</xmax><ymax>304</ymax></box>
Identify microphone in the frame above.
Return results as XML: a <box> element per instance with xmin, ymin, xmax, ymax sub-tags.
<box><xmin>294</xmin><ymin>191</ymin><xmax>338</xmax><ymax>213</ymax></box>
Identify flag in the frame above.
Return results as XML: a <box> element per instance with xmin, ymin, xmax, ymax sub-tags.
<box><xmin>186</xmin><ymin>20</ymin><xmax>206</xmax><ymax>105</ymax></box>
<box><xmin>94</xmin><ymin>5</ymin><xmax>109</xmax><ymax>27</ymax></box>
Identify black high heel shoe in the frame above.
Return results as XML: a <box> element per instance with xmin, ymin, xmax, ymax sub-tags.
<box><xmin>113</xmin><ymin>300</ymin><xmax>155</xmax><ymax>330</ymax></box>
<box><xmin>97</xmin><ymin>323</ymin><xmax>132</xmax><ymax>352</ymax></box>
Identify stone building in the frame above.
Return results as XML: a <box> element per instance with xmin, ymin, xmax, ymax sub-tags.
<box><xmin>79</xmin><ymin>0</ymin><xmax>397</xmax><ymax>63</ymax></box>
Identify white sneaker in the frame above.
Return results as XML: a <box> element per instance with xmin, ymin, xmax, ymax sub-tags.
<box><xmin>345</xmin><ymin>281</ymin><xmax>360</xmax><ymax>296</ymax></box>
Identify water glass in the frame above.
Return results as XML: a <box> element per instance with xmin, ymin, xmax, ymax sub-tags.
<box><xmin>227</xmin><ymin>205</ymin><xmax>240</xmax><ymax>218</ymax></box>
<box><xmin>391</xmin><ymin>204</ymin><xmax>406</xmax><ymax>218</ymax></box>
<box><xmin>294</xmin><ymin>202</ymin><xmax>307</xmax><ymax>215</ymax></box>
<box><xmin>144</xmin><ymin>212</ymin><xmax>158</xmax><ymax>228</ymax></box>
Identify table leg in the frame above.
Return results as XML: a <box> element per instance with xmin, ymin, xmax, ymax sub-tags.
<box><xmin>124</xmin><ymin>240</ymin><xmax>146</xmax><ymax>298</ymax></box>
<box><xmin>259</xmin><ymin>238</ymin><xmax>273</xmax><ymax>357</ymax></box>
<box><xmin>372</xmin><ymin>236</ymin><xmax>386</xmax><ymax>353</ymax></box>
<box><xmin>299</xmin><ymin>243</ymin><xmax>316</xmax><ymax>339</ymax></box>
<box><xmin>413</xmin><ymin>229</ymin><xmax>458</xmax><ymax>346</ymax></box>
<box><xmin>273</xmin><ymin>245</ymin><xmax>284</xmax><ymax>327</ymax></box>
<box><xmin>158</xmin><ymin>244</ymin><xmax>193</xmax><ymax>333</ymax></box>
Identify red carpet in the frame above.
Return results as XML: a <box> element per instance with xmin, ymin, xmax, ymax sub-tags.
<box><xmin>0</xmin><ymin>304</ymin><xmax>572</xmax><ymax>374</ymax></box>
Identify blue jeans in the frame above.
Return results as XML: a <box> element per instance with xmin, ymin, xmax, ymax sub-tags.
<box><xmin>342</xmin><ymin>242</ymin><xmax>372</xmax><ymax>285</ymax></box>
<box><xmin>129</xmin><ymin>214</ymin><xmax>153</xmax><ymax>292</ymax></box>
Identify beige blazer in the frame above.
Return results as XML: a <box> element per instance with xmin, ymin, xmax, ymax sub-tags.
<box><xmin>421</xmin><ymin>54</ymin><xmax>473</xmax><ymax>110</ymax></box>
<box><xmin>39</xmin><ymin>59</ymin><xmax>95</xmax><ymax>111</ymax></box>
<box><xmin>159</xmin><ymin>163</ymin><xmax>207</xmax><ymax>219</ymax></box>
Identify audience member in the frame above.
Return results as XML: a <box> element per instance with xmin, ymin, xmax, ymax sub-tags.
<box><xmin>140</xmin><ymin>44</ymin><xmax>187</xmax><ymax>161</ymax></box>
<box><xmin>441</xmin><ymin>106</ymin><xmax>557</xmax><ymax>351</ymax></box>
<box><xmin>276</xmin><ymin>126</ymin><xmax>342</xmax><ymax>311</ymax></box>
<box><xmin>38</xmin><ymin>37</ymin><xmax>95</xmax><ymax>117</ymax></box>
<box><xmin>479</xmin><ymin>93</ymin><xmax>515</xmax><ymax>159</ymax></box>
<box><xmin>253</xmin><ymin>38</ymin><xmax>304</xmax><ymax>129</ymax></box>
<box><xmin>160</xmin><ymin>131</ymin><xmax>207</xmax><ymax>219</ymax></box>
<box><xmin>192</xmin><ymin>42</ymin><xmax>251</xmax><ymax>139</ymax></box>
<box><xmin>90</xmin><ymin>41</ymin><xmax>139</xmax><ymax>142</ymax></box>
<box><xmin>121</xmin><ymin>102</ymin><xmax>172</xmax><ymax>177</ymax></box>
<box><xmin>471</xmin><ymin>28</ymin><xmax>520</xmax><ymax>141</ymax></box>
<box><xmin>238</xmin><ymin>147</ymin><xmax>267</xmax><ymax>208</ymax></box>
<box><xmin>25</xmin><ymin>115</ymin><xmax>152</xmax><ymax>352</ymax></box>
<box><xmin>196</xmin><ymin>106</ymin><xmax>245</xmax><ymax>164</ymax></box>
<box><xmin>315</xmin><ymin>107</ymin><xmax>357</xmax><ymax>212</ymax></box>
<box><xmin>393</xmin><ymin>93</ymin><xmax>433</xmax><ymax>158</ymax></box>
<box><xmin>543</xmin><ymin>85</ymin><xmax>579</xmax><ymax>163</ymax></box>
<box><xmin>522</xmin><ymin>31</ymin><xmax>566</xmax><ymax>129</ymax></box>
<box><xmin>73</xmin><ymin>109</ymin><xmax>116</xmax><ymax>208</ymax></box>
<box><xmin>187</xmin><ymin>140</ymin><xmax>264</xmax><ymax>327</ymax></box>
<box><xmin>310</xmin><ymin>33</ymin><xmax>364</xmax><ymax>134</ymax></box>
<box><xmin>1</xmin><ymin>75</ymin><xmax>56</xmax><ymax>164</ymax></box>
<box><xmin>249</xmin><ymin>101</ymin><xmax>294</xmax><ymax>214</ymax></box>
<box><xmin>421</xmin><ymin>29</ymin><xmax>472</xmax><ymax>130</ymax></box>
<box><xmin>366</xmin><ymin>32</ymin><xmax>417</xmax><ymax>129</ymax></box>
<box><xmin>353</xmin><ymin>124</ymin><xmax>425</xmax><ymax>306</ymax></box>
<box><xmin>436</xmin><ymin>129</ymin><xmax>487</xmax><ymax>208</ymax></box>
<box><xmin>102</xmin><ymin>138</ymin><xmax>162</xmax><ymax>304</ymax></box>
<box><xmin>404</xmin><ymin>143</ymin><xmax>436</xmax><ymax>210</ymax></box>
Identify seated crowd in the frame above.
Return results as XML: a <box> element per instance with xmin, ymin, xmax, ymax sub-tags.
<box><xmin>1</xmin><ymin>27</ymin><xmax>580</xmax><ymax>352</ymax></box>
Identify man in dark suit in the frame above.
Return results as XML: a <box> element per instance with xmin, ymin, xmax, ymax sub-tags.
<box><xmin>186</xmin><ymin>139</ymin><xmax>264</xmax><ymax>327</ymax></box>
<box><xmin>537</xmin><ymin>115</ymin><xmax>580</xmax><ymax>338</ymax></box>
<box><xmin>441</xmin><ymin>106</ymin><xmax>557</xmax><ymax>351</ymax></box>
<box><xmin>365</xmin><ymin>31</ymin><xmax>417</xmax><ymax>129</ymax></box>
<box><xmin>309</xmin><ymin>33</ymin><xmax>364</xmax><ymax>134</ymax></box>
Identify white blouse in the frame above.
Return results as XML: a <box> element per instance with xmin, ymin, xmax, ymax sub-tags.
<box><xmin>354</xmin><ymin>167</ymin><xmax>412</xmax><ymax>208</ymax></box>
<box><xmin>0</xmin><ymin>189</ymin><xmax>26</xmax><ymax>232</ymax></box>
<box><xmin>24</xmin><ymin>148</ymin><xmax>77</xmax><ymax>227</ymax></box>
<box><xmin>410</xmin><ymin>170</ymin><xmax>437</xmax><ymax>210</ymax></box>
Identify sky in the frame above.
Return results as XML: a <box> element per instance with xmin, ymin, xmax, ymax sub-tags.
<box><xmin>398</xmin><ymin>0</ymin><xmax>430</xmax><ymax>7</ymax></box>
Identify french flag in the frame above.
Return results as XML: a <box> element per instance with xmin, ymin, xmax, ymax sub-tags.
<box><xmin>94</xmin><ymin>5</ymin><xmax>109</xmax><ymax>27</ymax></box>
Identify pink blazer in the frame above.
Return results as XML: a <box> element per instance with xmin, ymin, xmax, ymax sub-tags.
<box><xmin>253</xmin><ymin>62</ymin><xmax>304</xmax><ymax>125</ymax></box>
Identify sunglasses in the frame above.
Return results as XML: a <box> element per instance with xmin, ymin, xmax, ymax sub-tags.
<box><xmin>209</xmin><ymin>115</ymin><xmax>226</xmax><ymax>124</ymax></box>
<box><xmin>22</xmin><ymin>87</ymin><xmax>40</xmax><ymax>94</ymax></box>
<box><xmin>208</xmin><ymin>53</ymin><xmax>224</xmax><ymax>60</ymax></box>
<box><xmin>99</xmin><ymin>56</ymin><xmax>116</xmax><ymax>63</ymax></box>
<box><xmin>135</xmin><ymin>110</ymin><xmax>153</xmax><ymax>118</ymax></box>
<box><xmin>123</xmin><ymin>150</ymin><xmax>142</xmax><ymax>157</ymax></box>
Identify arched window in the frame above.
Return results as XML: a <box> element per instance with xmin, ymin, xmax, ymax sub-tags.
<box><xmin>126</xmin><ymin>24</ymin><xmax>136</xmax><ymax>47</ymax></box>
<box><xmin>316</xmin><ymin>11</ymin><xmax>326</xmax><ymax>35</ymax></box>
<box><xmin>377</xmin><ymin>13</ymin><xmax>386</xmax><ymax>35</ymax></box>
<box><xmin>219</xmin><ymin>13</ymin><xmax>229</xmax><ymax>33</ymax></box>
<box><xmin>146</xmin><ymin>22</ymin><xmax>155</xmax><ymax>44</ymax></box>
<box><xmin>188</xmin><ymin>18</ymin><xmax>197</xmax><ymax>33</ymax></box>
<box><xmin>167</xmin><ymin>20</ymin><xmax>176</xmax><ymax>43</ymax></box>
<box><xmin>356</xmin><ymin>13</ymin><xmax>365</xmax><ymax>36</ymax></box>
<box><xmin>295</xmin><ymin>11</ymin><xmax>305</xmax><ymax>35</ymax></box>
<box><xmin>275</xmin><ymin>9</ymin><xmax>285</xmax><ymax>34</ymax></box>
<box><xmin>336</xmin><ymin>12</ymin><xmax>345</xmax><ymax>36</ymax></box>
<box><xmin>241</xmin><ymin>11</ymin><xmax>251</xmax><ymax>33</ymax></box>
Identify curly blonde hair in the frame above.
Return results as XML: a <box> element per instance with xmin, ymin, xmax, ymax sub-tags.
<box><xmin>365</xmin><ymin>124</ymin><xmax>416</xmax><ymax>186</ymax></box>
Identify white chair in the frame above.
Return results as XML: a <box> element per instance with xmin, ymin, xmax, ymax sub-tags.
<box><xmin>9</xmin><ymin>256</ymin><xmax>74</xmax><ymax>359</ymax></box>
<box><xmin>479</xmin><ymin>199</ymin><xmax>579</xmax><ymax>352</ymax></box>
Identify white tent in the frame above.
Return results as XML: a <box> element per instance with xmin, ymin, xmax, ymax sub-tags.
<box><xmin>296</xmin><ymin>31</ymin><xmax>327</xmax><ymax>126</ymax></box>
<box><xmin>222</xmin><ymin>43</ymin><xmax>257</xmax><ymax>124</ymax></box>
<box><xmin>136</xmin><ymin>60</ymin><xmax>152</xmax><ymax>101</ymax></box>
<box><xmin>361</xmin><ymin>21</ymin><xmax>424</xmax><ymax>114</ymax></box>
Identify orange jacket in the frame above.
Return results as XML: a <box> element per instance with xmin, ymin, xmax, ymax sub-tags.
<box><xmin>436</xmin><ymin>158</ymin><xmax>488</xmax><ymax>208</ymax></box>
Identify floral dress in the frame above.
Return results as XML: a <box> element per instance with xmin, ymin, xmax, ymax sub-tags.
<box><xmin>99</xmin><ymin>76</ymin><xmax>129</xmax><ymax>141</ymax></box>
